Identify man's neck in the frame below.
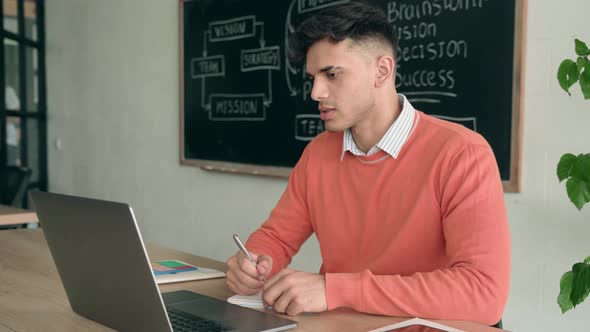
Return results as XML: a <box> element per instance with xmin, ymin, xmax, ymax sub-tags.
<box><xmin>351</xmin><ymin>91</ymin><xmax>402</xmax><ymax>153</ymax></box>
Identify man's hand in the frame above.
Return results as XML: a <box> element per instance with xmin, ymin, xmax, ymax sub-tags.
<box><xmin>225</xmin><ymin>251</ymin><xmax>273</xmax><ymax>295</ymax></box>
<box><xmin>262</xmin><ymin>269</ymin><xmax>327</xmax><ymax>315</ymax></box>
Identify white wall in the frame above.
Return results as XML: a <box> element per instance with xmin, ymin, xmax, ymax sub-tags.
<box><xmin>46</xmin><ymin>1</ymin><xmax>590</xmax><ymax>331</ymax></box>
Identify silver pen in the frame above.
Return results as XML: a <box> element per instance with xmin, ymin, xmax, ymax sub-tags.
<box><xmin>233</xmin><ymin>234</ymin><xmax>256</xmax><ymax>265</ymax></box>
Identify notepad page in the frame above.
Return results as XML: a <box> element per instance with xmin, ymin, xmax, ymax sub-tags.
<box><xmin>227</xmin><ymin>291</ymin><xmax>264</xmax><ymax>308</ymax></box>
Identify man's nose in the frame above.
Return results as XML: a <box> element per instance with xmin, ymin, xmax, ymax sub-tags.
<box><xmin>310</xmin><ymin>80</ymin><xmax>328</xmax><ymax>101</ymax></box>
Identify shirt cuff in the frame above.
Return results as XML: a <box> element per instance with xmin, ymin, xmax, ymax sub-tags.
<box><xmin>325</xmin><ymin>272</ymin><xmax>362</xmax><ymax>312</ymax></box>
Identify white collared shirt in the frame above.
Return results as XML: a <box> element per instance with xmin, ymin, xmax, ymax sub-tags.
<box><xmin>341</xmin><ymin>94</ymin><xmax>416</xmax><ymax>160</ymax></box>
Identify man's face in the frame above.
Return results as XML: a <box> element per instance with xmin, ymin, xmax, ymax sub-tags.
<box><xmin>306</xmin><ymin>38</ymin><xmax>376</xmax><ymax>132</ymax></box>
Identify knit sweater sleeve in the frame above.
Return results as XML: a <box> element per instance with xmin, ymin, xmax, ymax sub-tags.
<box><xmin>325</xmin><ymin>144</ymin><xmax>510</xmax><ymax>326</ymax></box>
<box><xmin>245</xmin><ymin>143</ymin><xmax>315</xmax><ymax>277</ymax></box>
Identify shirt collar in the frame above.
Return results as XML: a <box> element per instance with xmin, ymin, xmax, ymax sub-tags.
<box><xmin>341</xmin><ymin>94</ymin><xmax>416</xmax><ymax>160</ymax></box>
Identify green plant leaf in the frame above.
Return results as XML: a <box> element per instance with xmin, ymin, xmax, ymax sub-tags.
<box><xmin>577</xmin><ymin>57</ymin><xmax>587</xmax><ymax>72</ymax></box>
<box><xmin>580</xmin><ymin>62</ymin><xmax>590</xmax><ymax>100</ymax></box>
<box><xmin>570</xmin><ymin>263</ymin><xmax>590</xmax><ymax>307</ymax></box>
<box><xmin>585</xmin><ymin>256</ymin><xmax>590</xmax><ymax>264</ymax></box>
<box><xmin>559</xmin><ymin>270</ymin><xmax>574</xmax><ymax>313</ymax></box>
<box><xmin>557</xmin><ymin>153</ymin><xmax>577</xmax><ymax>182</ymax></box>
<box><xmin>572</xmin><ymin>262</ymin><xmax>585</xmax><ymax>274</ymax></box>
<box><xmin>558</xmin><ymin>60</ymin><xmax>580</xmax><ymax>95</ymax></box>
<box><xmin>570</xmin><ymin>154</ymin><xmax>590</xmax><ymax>183</ymax></box>
<box><xmin>566</xmin><ymin>177</ymin><xmax>590</xmax><ymax>210</ymax></box>
<box><xmin>575</xmin><ymin>39</ymin><xmax>590</xmax><ymax>56</ymax></box>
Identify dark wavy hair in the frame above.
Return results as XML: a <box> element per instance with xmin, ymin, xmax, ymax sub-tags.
<box><xmin>288</xmin><ymin>1</ymin><xmax>398</xmax><ymax>64</ymax></box>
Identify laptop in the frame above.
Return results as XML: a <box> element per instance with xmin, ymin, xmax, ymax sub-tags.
<box><xmin>30</xmin><ymin>191</ymin><xmax>297</xmax><ymax>332</ymax></box>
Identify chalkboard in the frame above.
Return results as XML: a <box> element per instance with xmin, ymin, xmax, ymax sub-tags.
<box><xmin>179</xmin><ymin>0</ymin><xmax>526</xmax><ymax>192</ymax></box>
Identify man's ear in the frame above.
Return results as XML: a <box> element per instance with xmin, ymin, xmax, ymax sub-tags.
<box><xmin>374</xmin><ymin>55</ymin><xmax>395</xmax><ymax>87</ymax></box>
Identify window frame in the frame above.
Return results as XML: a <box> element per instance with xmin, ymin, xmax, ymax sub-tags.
<box><xmin>0</xmin><ymin>0</ymin><xmax>46</xmax><ymax>207</ymax></box>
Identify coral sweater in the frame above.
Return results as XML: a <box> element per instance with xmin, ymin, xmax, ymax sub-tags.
<box><xmin>246</xmin><ymin>111</ymin><xmax>510</xmax><ymax>325</ymax></box>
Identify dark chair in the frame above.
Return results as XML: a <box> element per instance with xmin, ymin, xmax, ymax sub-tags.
<box><xmin>1</xmin><ymin>165</ymin><xmax>32</xmax><ymax>208</ymax></box>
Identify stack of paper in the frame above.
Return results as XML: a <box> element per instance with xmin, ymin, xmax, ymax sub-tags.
<box><xmin>151</xmin><ymin>260</ymin><xmax>225</xmax><ymax>284</ymax></box>
<box><xmin>227</xmin><ymin>292</ymin><xmax>264</xmax><ymax>309</ymax></box>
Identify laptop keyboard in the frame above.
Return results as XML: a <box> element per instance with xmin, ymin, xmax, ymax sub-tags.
<box><xmin>167</xmin><ymin>307</ymin><xmax>232</xmax><ymax>332</ymax></box>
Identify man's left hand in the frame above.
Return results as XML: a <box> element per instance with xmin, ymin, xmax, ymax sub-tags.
<box><xmin>262</xmin><ymin>269</ymin><xmax>327</xmax><ymax>315</ymax></box>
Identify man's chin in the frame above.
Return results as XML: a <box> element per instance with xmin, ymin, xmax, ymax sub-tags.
<box><xmin>324</xmin><ymin>127</ymin><xmax>344</xmax><ymax>133</ymax></box>
<box><xmin>323</xmin><ymin>122</ymin><xmax>346</xmax><ymax>133</ymax></box>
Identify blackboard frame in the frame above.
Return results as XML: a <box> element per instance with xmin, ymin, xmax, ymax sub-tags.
<box><xmin>179</xmin><ymin>0</ymin><xmax>527</xmax><ymax>192</ymax></box>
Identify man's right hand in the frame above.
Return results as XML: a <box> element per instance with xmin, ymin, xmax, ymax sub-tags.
<box><xmin>225</xmin><ymin>251</ymin><xmax>273</xmax><ymax>295</ymax></box>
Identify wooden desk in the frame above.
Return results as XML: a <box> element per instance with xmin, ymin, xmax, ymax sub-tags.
<box><xmin>0</xmin><ymin>205</ymin><xmax>38</xmax><ymax>226</ymax></box>
<box><xmin>0</xmin><ymin>230</ymin><xmax>506</xmax><ymax>332</ymax></box>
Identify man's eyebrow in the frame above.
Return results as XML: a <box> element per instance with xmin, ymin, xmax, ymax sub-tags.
<box><xmin>319</xmin><ymin>66</ymin><xmax>340</xmax><ymax>73</ymax></box>
<box><xmin>307</xmin><ymin>66</ymin><xmax>342</xmax><ymax>77</ymax></box>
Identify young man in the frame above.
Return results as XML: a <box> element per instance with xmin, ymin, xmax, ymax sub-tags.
<box><xmin>225</xmin><ymin>1</ymin><xmax>510</xmax><ymax>325</ymax></box>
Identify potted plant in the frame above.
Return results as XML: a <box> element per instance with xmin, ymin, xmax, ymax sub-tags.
<box><xmin>556</xmin><ymin>38</ymin><xmax>590</xmax><ymax>313</ymax></box>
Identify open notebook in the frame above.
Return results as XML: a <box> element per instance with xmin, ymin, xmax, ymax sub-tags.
<box><xmin>227</xmin><ymin>292</ymin><xmax>265</xmax><ymax>308</ymax></box>
<box><xmin>368</xmin><ymin>318</ymin><xmax>463</xmax><ymax>332</ymax></box>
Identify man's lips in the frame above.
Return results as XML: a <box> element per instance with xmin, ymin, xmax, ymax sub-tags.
<box><xmin>319</xmin><ymin>107</ymin><xmax>336</xmax><ymax>120</ymax></box>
